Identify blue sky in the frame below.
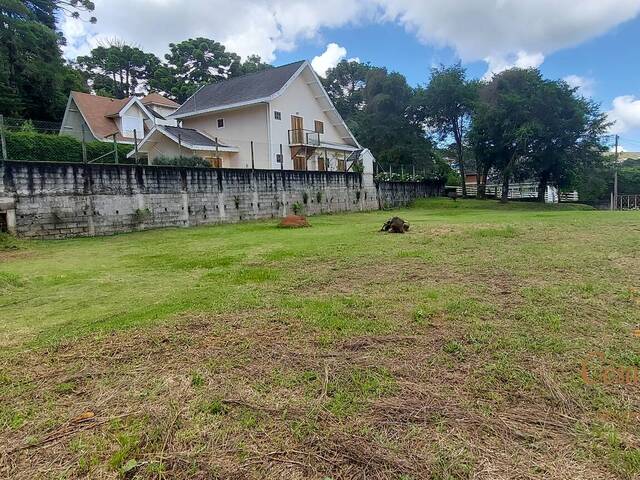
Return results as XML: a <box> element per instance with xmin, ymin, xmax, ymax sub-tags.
<box><xmin>275</xmin><ymin>15</ymin><xmax>640</xmax><ymax>147</ymax></box>
<box><xmin>60</xmin><ymin>0</ymin><xmax>640</xmax><ymax>149</ymax></box>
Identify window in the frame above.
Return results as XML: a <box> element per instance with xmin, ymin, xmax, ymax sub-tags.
<box><xmin>338</xmin><ymin>159</ymin><xmax>346</xmax><ymax>172</ymax></box>
<box><xmin>274</xmin><ymin>111</ymin><xmax>282</xmax><ymax>120</ymax></box>
<box><xmin>122</xmin><ymin>115</ymin><xmax>144</xmax><ymax>138</ymax></box>
<box><xmin>217</xmin><ymin>118</ymin><xmax>224</xmax><ymax>129</ymax></box>
<box><xmin>276</xmin><ymin>153</ymin><xmax>283</xmax><ymax>164</ymax></box>
<box><xmin>314</xmin><ymin>120</ymin><xmax>324</xmax><ymax>134</ymax></box>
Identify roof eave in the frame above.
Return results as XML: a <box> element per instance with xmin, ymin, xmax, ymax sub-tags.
<box><xmin>170</xmin><ymin>98</ymin><xmax>271</xmax><ymax>120</ymax></box>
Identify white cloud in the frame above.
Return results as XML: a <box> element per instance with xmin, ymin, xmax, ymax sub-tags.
<box><xmin>607</xmin><ymin>95</ymin><xmax>640</xmax><ymax>134</ymax></box>
<box><xmin>312</xmin><ymin>43</ymin><xmax>348</xmax><ymax>77</ymax></box>
<box><xmin>483</xmin><ymin>51</ymin><xmax>545</xmax><ymax>79</ymax></box>
<box><xmin>563</xmin><ymin>74</ymin><xmax>596</xmax><ymax>97</ymax></box>
<box><xmin>60</xmin><ymin>0</ymin><xmax>640</xmax><ymax>74</ymax></box>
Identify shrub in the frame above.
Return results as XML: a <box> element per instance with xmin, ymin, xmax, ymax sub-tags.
<box><xmin>5</xmin><ymin>131</ymin><xmax>133</xmax><ymax>163</ymax></box>
<box><xmin>292</xmin><ymin>201</ymin><xmax>304</xmax><ymax>215</ymax></box>
<box><xmin>153</xmin><ymin>156</ymin><xmax>212</xmax><ymax>168</ymax></box>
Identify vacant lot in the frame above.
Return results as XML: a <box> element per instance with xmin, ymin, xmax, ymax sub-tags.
<box><xmin>1</xmin><ymin>199</ymin><xmax>639</xmax><ymax>479</ymax></box>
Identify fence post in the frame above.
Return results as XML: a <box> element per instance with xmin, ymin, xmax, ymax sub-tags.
<box><xmin>279</xmin><ymin>144</ymin><xmax>284</xmax><ymax>171</ymax></box>
<box><xmin>250</xmin><ymin>140</ymin><xmax>255</xmax><ymax>170</ymax></box>
<box><xmin>113</xmin><ymin>134</ymin><xmax>118</xmax><ymax>164</ymax></box>
<box><xmin>215</xmin><ymin>137</ymin><xmax>219</xmax><ymax>162</ymax></box>
<box><xmin>133</xmin><ymin>129</ymin><xmax>139</xmax><ymax>164</ymax></box>
<box><xmin>0</xmin><ymin>115</ymin><xmax>7</xmax><ymax>161</ymax></box>
<box><xmin>81</xmin><ymin>125</ymin><xmax>87</xmax><ymax>163</ymax></box>
<box><xmin>178</xmin><ymin>134</ymin><xmax>182</xmax><ymax>158</ymax></box>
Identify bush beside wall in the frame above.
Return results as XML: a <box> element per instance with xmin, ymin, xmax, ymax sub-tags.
<box><xmin>5</xmin><ymin>131</ymin><xmax>134</xmax><ymax>163</ymax></box>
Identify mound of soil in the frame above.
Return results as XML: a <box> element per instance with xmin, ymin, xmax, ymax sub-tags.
<box><xmin>279</xmin><ymin>215</ymin><xmax>310</xmax><ymax>228</ymax></box>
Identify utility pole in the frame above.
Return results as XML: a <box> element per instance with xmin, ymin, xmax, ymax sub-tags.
<box><xmin>614</xmin><ymin>134</ymin><xmax>619</xmax><ymax>210</ymax></box>
<box><xmin>133</xmin><ymin>129</ymin><xmax>139</xmax><ymax>164</ymax></box>
<box><xmin>81</xmin><ymin>125</ymin><xmax>87</xmax><ymax>163</ymax></box>
<box><xmin>0</xmin><ymin>115</ymin><xmax>7</xmax><ymax>161</ymax></box>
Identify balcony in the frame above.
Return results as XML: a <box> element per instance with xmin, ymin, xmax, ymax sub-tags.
<box><xmin>288</xmin><ymin>129</ymin><xmax>321</xmax><ymax>146</ymax></box>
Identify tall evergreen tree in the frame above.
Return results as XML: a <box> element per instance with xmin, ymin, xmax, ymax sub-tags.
<box><xmin>78</xmin><ymin>41</ymin><xmax>161</xmax><ymax>98</ymax></box>
<box><xmin>0</xmin><ymin>0</ymin><xmax>92</xmax><ymax>119</ymax></box>
<box><xmin>149</xmin><ymin>38</ymin><xmax>241</xmax><ymax>103</ymax></box>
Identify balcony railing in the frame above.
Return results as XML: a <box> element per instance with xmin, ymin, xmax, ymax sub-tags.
<box><xmin>288</xmin><ymin>129</ymin><xmax>320</xmax><ymax>146</ymax></box>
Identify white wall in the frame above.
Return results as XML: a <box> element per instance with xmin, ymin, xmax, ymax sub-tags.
<box><xmin>182</xmin><ymin>104</ymin><xmax>269</xmax><ymax>169</ymax></box>
<box><xmin>118</xmin><ymin>103</ymin><xmax>148</xmax><ymax>139</ymax></box>
<box><xmin>268</xmin><ymin>68</ymin><xmax>354</xmax><ymax>170</ymax></box>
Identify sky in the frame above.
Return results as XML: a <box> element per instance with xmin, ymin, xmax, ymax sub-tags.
<box><xmin>60</xmin><ymin>0</ymin><xmax>640</xmax><ymax>150</ymax></box>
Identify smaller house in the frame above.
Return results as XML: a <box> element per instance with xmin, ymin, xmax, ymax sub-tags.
<box><xmin>59</xmin><ymin>92</ymin><xmax>180</xmax><ymax>145</ymax></box>
<box><xmin>136</xmin><ymin>126</ymin><xmax>238</xmax><ymax>165</ymax></box>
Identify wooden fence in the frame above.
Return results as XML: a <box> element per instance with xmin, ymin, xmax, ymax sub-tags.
<box><xmin>454</xmin><ymin>182</ymin><xmax>579</xmax><ymax>203</ymax></box>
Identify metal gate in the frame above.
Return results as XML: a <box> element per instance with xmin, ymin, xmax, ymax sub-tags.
<box><xmin>614</xmin><ymin>194</ymin><xmax>640</xmax><ymax>210</ymax></box>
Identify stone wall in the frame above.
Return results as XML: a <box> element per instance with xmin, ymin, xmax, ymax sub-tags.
<box><xmin>0</xmin><ymin>161</ymin><xmax>442</xmax><ymax>239</ymax></box>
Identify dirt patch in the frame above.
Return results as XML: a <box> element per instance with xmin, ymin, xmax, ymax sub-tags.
<box><xmin>279</xmin><ymin>215</ymin><xmax>310</xmax><ymax>228</ymax></box>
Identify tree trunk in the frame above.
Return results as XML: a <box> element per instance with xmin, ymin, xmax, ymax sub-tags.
<box><xmin>537</xmin><ymin>175</ymin><xmax>548</xmax><ymax>203</ymax></box>
<box><xmin>453</xmin><ymin>120</ymin><xmax>466</xmax><ymax>197</ymax></box>
<box><xmin>477</xmin><ymin>167</ymin><xmax>488</xmax><ymax>199</ymax></box>
<box><xmin>501</xmin><ymin>173</ymin><xmax>510</xmax><ymax>203</ymax></box>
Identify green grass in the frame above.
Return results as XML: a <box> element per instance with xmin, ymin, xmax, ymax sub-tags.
<box><xmin>2</xmin><ymin>198</ymin><xmax>640</xmax><ymax>479</ymax></box>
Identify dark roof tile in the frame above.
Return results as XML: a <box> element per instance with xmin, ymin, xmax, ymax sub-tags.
<box><xmin>173</xmin><ymin>61</ymin><xmax>305</xmax><ymax>117</ymax></box>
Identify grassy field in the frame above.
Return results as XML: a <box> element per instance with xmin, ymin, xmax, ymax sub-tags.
<box><xmin>1</xmin><ymin>198</ymin><xmax>640</xmax><ymax>479</ymax></box>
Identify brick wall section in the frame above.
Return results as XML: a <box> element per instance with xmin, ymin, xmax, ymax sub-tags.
<box><xmin>0</xmin><ymin>161</ymin><xmax>443</xmax><ymax>239</ymax></box>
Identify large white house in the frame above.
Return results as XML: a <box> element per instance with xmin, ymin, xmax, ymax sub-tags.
<box><xmin>135</xmin><ymin>60</ymin><xmax>365</xmax><ymax>170</ymax></box>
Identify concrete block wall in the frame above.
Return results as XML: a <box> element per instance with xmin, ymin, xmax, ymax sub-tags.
<box><xmin>376</xmin><ymin>180</ymin><xmax>443</xmax><ymax>209</ymax></box>
<box><xmin>0</xmin><ymin>161</ymin><xmax>442</xmax><ymax>239</ymax></box>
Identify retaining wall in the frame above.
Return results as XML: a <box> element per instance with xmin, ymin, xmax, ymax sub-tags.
<box><xmin>0</xmin><ymin>161</ymin><xmax>443</xmax><ymax>239</ymax></box>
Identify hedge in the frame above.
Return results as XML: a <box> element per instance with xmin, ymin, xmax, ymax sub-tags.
<box><xmin>4</xmin><ymin>131</ymin><xmax>134</xmax><ymax>164</ymax></box>
<box><xmin>153</xmin><ymin>155</ymin><xmax>213</xmax><ymax>168</ymax></box>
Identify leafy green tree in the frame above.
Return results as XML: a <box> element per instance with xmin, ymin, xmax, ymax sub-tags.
<box><xmin>239</xmin><ymin>55</ymin><xmax>272</xmax><ymax>75</ymax></box>
<box><xmin>324</xmin><ymin>62</ymin><xmax>445</xmax><ymax>177</ymax></box>
<box><xmin>78</xmin><ymin>41</ymin><xmax>161</xmax><ymax>98</ymax></box>
<box><xmin>526</xmin><ymin>80</ymin><xmax>609</xmax><ymax>201</ymax></box>
<box><xmin>323</xmin><ymin>60</ymin><xmax>374</xmax><ymax>121</ymax></box>
<box><xmin>413</xmin><ymin>64</ymin><xmax>477</xmax><ymax>196</ymax></box>
<box><xmin>149</xmin><ymin>38</ymin><xmax>241</xmax><ymax>102</ymax></box>
<box><xmin>0</xmin><ymin>0</ymin><xmax>90</xmax><ymax>119</ymax></box>
<box><xmin>0</xmin><ymin>0</ymin><xmax>93</xmax><ymax>119</ymax></box>
<box><xmin>470</xmin><ymin>69</ymin><xmax>546</xmax><ymax>202</ymax></box>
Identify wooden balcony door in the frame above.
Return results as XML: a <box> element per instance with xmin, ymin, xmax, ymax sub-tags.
<box><xmin>293</xmin><ymin>155</ymin><xmax>307</xmax><ymax>171</ymax></box>
<box><xmin>291</xmin><ymin>115</ymin><xmax>303</xmax><ymax>144</ymax></box>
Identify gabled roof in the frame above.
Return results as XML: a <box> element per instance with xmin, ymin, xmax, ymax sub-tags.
<box><xmin>130</xmin><ymin>126</ymin><xmax>238</xmax><ymax>158</ymax></box>
<box><xmin>172</xmin><ymin>61</ymin><xmax>305</xmax><ymax>118</ymax></box>
<box><xmin>162</xmin><ymin>126</ymin><xmax>232</xmax><ymax>149</ymax></box>
<box><xmin>70</xmin><ymin>92</ymin><xmax>129</xmax><ymax>141</ymax></box>
<box><xmin>68</xmin><ymin>92</ymin><xmax>158</xmax><ymax>143</ymax></box>
<box><xmin>142</xmin><ymin>92</ymin><xmax>180</xmax><ymax>109</ymax></box>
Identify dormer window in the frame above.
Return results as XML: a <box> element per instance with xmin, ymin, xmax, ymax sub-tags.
<box><xmin>122</xmin><ymin>115</ymin><xmax>144</xmax><ymax>138</ymax></box>
<box><xmin>217</xmin><ymin>118</ymin><xmax>224</xmax><ymax>129</ymax></box>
